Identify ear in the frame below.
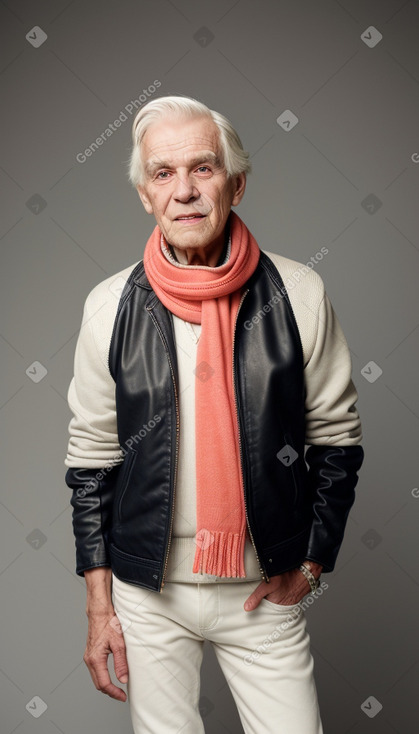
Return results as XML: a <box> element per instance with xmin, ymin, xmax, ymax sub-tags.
<box><xmin>231</xmin><ymin>172</ymin><xmax>246</xmax><ymax>207</ymax></box>
<box><xmin>136</xmin><ymin>184</ymin><xmax>153</xmax><ymax>214</ymax></box>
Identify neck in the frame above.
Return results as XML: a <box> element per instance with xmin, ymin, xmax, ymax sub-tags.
<box><xmin>169</xmin><ymin>219</ymin><xmax>230</xmax><ymax>268</ymax></box>
<box><xmin>170</xmin><ymin>245</ymin><xmax>220</xmax><ymax>267</ymax></box>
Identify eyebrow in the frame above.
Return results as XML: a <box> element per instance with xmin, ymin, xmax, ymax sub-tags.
<box><xmin>145</xmin><ymin>152</ymin><xmax>223</xmax><ymax>177</ymax></box>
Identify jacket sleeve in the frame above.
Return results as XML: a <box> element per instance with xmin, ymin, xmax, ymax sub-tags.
<box><xmin>303</xmin><ymin>290</ymin><xmax>364</xmax><ymax>571</ymax></box>
<box><xmin>64</xmin><ymin>294</ymin><xmax>123</xmax><ymax>576</ymax></box>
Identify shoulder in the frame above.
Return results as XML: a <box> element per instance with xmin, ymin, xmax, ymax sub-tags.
<box><xmin>261</xmin><ymin>250</ymin><xmax>325</xmax><ymax>304</ymax></box>
<box><xmin>261</xmin><ymin>249</ymin><xmax>326</xmax><ymax>364</ymax></box>
<box><xmin>81</xmin><ymin>260</ymin><xmax>141</xmax><ymax>366</ymax></box>
<box><xmin>84</xmin><ymin>260</ymin><xmax>141</xmax><ymax>315</ymax></box>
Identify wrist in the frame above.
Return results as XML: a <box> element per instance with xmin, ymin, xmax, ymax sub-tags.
<box><xmin>298</xmin><ymin>560</ymin><xmax>322</xmax><ymax>593</ymax></box>
<box><xmin>302</xmin><ymin>560</ymin><xmax>323</xmax><ymax>580</ymax></box>
<box><xmin>84</xmin><ymin>566</ymin><xmax>113</xmax><ymax>614</ymax></box>
<box><xmin>84</xmin><ymin>566</ymin><xmax>112</xmax><ymax>589</ymax></box>
<box><xmin>86</xmin><ymin>601</ymin><xmax>115</xmax><ymax>617</ymax></box>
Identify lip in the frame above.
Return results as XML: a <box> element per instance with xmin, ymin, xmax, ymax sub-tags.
<box><xmin>175</xmin><ymin>214</ymin><xmax>206</xmax><ymax>224</ymax></box>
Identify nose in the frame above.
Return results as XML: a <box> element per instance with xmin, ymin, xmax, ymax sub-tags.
<box><xmin>173</xmin><ymin>171</ymin><xmax>198</xmax><ymax>202</ymax></box>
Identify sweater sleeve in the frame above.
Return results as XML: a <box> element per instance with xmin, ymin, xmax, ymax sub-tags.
<box><xmin>304</xmin><ymin>289</ymin><xmax>362</xmax><ymax>446</ymax></box>
<box><xmin>64</xmin><ymin>290</ymin><xmax>124</xmax><ymax>575</ymax></box>
<box><xmin>302</xmin><ymin>288</ymin><xmax>364</xmax><ymax>571</ymax></box>
<box><xmin>261</xmin><ymin>251</ymin><xmax>364</xmax><ymax>570</ymax></box>
<box><xmin>64</xmin><ymin>295</ymin><xmax>123</xmax><ymax>469</ymax></box>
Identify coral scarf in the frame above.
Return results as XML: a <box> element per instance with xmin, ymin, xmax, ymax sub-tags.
<box><xmin>143</xmin><ymin>211</ymin><xmax>260</xmax><ymax>577</ymax></box>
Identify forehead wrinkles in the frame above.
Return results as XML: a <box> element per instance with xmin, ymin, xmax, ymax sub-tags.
<box><xmin>143</xmin><ymin>133</ymin><xmax>220</xmax><ymax>163</ymax></box>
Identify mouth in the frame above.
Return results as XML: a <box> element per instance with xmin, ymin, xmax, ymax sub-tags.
<box><xmin>175</xmin><ymin>214</ymin><xmax>206</xmax><ymax>224</ymax></box>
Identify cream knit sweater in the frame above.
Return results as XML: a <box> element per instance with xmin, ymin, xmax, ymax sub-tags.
<box><xmin>65</xmin><ymin>248</ymin><xmax>363</xmax><ymax>583</ymax></box>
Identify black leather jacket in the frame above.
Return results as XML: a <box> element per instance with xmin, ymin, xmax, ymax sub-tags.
<box><xmin>65</xmin><ymin>251</ymin><xmax>364</xmax><ymax>592</ymax></box>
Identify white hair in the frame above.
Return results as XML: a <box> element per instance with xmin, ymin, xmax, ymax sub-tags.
<box><xmin>127</xmin><ymin>95</ymin><xmax>251</xmax><ymax>187</ymax></box>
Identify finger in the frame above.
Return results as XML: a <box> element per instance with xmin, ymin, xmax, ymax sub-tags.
<box><xmin>244</xmin><ymin>592</ymin><xmax>264</xmax><ymax>611</ymax></box>
<box><xmin>84</xmin><ymin>654</ymin><xmax>100</xmax><ymax>692</ymax></box>
<box><xmin>244</xmin><ymin>579</ymin><xmax>284</xmax><ymax>611</ymax></box>
<box><xmin>85</xmin><ymin>650</ymin><xmax>127</xmax><ymax>702</ymax></box>
<box><xmin>96</xmin><ymin>661</ymin><xmax>127</xmax><ymax>701</ymax></box>
<box><xmin>108</xmin><ymin>614</ymin><xmax>129</xmax><ymax>684</ymax></box>
<box><xmin>110</xmin><ymin>638</ymin><xmax>129</xmax><ymax>684</ymax></box>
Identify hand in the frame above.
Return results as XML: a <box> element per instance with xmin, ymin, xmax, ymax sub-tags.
<box><xmin>83</xmin><ymin>567</ymin><xmax>128</xmax><ymax>702</ymax></box>
<box><xmin>83</xmin><ymin>606</ymin><xmax>129</xmax><ymax>701</ymax></box>
<box><xmin>243</xmin><ymin>561</ymin><xmax>323</xmax><ymax>612</ymax></box>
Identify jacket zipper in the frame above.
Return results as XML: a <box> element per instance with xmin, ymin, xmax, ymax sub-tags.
<box><xmin>232</xmin><ymin>289</ymin><xmax>270</xmax><ymax>584</ymax></box>
<box><xmin>148</xmin><ymin>289</ymin><xmax>269</xmax><ymax>589</ymax></box>
<box><xmin>146</xmin><ymin>307</ymin><xmax>180</xmax><ymax>593</ymax></box>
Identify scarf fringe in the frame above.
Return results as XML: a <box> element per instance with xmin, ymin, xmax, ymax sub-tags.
<box><xmin>193</xmin><ymin>528</ymin><xmax>246</xmax><ymax>577</ymax></box>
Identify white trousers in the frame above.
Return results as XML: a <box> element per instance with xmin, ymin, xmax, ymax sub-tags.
<box><xmin>112</xmin><ymin>573</ymin><xmax>323</xmax><ymax>734</ymax></box>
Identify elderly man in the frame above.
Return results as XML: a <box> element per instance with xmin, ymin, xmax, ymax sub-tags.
<box><xmin>65</xmin><ymin>95</ymin><xmax>364</xmax><ymax>734</ymax></box>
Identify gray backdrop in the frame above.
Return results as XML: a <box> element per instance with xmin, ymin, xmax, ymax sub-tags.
<box><xmin>1</xmin><ymin>0</ymin><xmax>418</xmax><ymax>732</ymax></box>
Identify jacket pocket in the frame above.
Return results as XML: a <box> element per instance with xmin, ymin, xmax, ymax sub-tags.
<box><xmin>117</xmin><ymin>448</ymin><xmax>137</xmax><ymax>523</ymax></box>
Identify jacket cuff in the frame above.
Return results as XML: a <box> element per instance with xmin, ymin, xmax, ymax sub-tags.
<box><xmin>305</xmin><ymin>444</ymin><xmax>364</xmax><ymax>572</ymax></box>
<box><xmin>65</xmin><ymin>464</ymin><xmax>121</xmax><ymax>576</ymax></box>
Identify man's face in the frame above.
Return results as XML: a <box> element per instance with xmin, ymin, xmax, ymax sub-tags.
<box><xmin>136</xmin><ymin>115</ymin><xmax>246</xmax><ymax>254</ymax></box>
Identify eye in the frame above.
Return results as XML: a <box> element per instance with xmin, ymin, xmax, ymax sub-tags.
<box><xmin>156</xmin><ymin>171</ymin><xmax>170</xmax><ymax>179</ymax></box>
<box><xmin>196</xmin><ymin>166</ymin><xmax>211</xmax><ymax>174</ymax></box>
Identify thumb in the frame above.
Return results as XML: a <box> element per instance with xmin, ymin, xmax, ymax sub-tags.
<box><xmin>112</xmin><ymin>642</ymin><xmax>129</xmax><ymax>683</ymax></box>
<box><xmin>244</xmin><ymin>593</ymin><xmax>262</xmax><ymax>612</ymax></box>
